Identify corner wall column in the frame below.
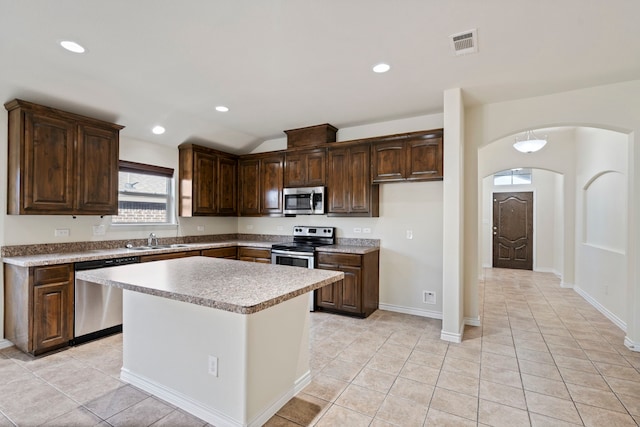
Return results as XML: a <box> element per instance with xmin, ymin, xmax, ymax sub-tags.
<box><xmin>441</xmin><ymin>88</ymin><xmax>465</xmax><ymax>343</ymax></box>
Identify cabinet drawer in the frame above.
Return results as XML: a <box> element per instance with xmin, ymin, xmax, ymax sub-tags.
<box><xmin>34</xmin><ymin>264</ymin><xmax>71</xmax><ymax>285</ymax></box>
<box><xmin>317</xmin><ymin>252</ymin><xmax>362</xmax><ymax>267</ymax></box>
<box><xmin>140</xmin><ymin>251</ymin><xmax>201</xmax><ymax>262</ymax></box>
<box><xmin>202</xmin><ymin>247</ymin><xmax>237</xmax><ymax>259</ymax></box>
<box><xmin>237</xmin><ymin>247</ymin><xmax>270</xmax><ymax>259</ymax></box>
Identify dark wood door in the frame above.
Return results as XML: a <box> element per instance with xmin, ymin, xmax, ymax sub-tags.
<box><xmin>239</xmin><ymin>158</ymin><xmax>261</xmax><ymax>216</ymax></box>
<box><xmin>406</xmin><ymin>133</ymin><xmax>443</xmax><ymax>181</ymax></box>
<box><xmin>327</xmin><ymin>147</ymin><xmax>349</xmax><ymax>214</ymax></box>
<box><xmin>493</xmin><ymin>192</ymin><xmax>533</xmax><ymax>270</ymax></box>
<box><xmin>371</xmin><ymin>140</ymin><xmax>405</xmax><ymax>182</ymax></box>
<box><xmin>76</xmin><ymin>123</ymin><xmax>119</xmax><ymax>214</ymax></box>
<box><xmin>338</xmin><ymin>266</ymin><xmax>362</xmax><ymax>314</ymax></box>
<box><xmin>349</xmin><ymin>144</ymin><xmax>371</xmax><ymax>214</ymax></box>
<box><xmin>23</xmin><ymin>112</ymin><xmax>76</xmax><ymax>213</ymax></box>
<box><xmin>218</xmin><ymin>156</ymin><xmax>237</xmax><ymax>215</ymax></box>
<box><xmin>32</xmin><ymin>264</ymin><xmax>73</xmax><ymax>355</ymax></box>
<box><xmin>284</xmin><ymin>152</ymin><xmax>306</xmax><ymax>187</ymax></box>
<box><xmin>192</xmin><ymin>151</ymin><xmax>217</xmax><ymax>215</ymax></box>
<box><xmin>305</xmin><ymin>149</ymin><xmax>326</xmax><ymax>186</ymax></box>
<box><xmin>260</xmin><ymin>154</ymin><xmax>284</xmax><ymax>214</ymax></box>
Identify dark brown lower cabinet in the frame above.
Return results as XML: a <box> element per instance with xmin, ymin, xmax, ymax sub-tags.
<box><xmin>315</xmin><ymin>251</ymin><xmax>379</xmax><ymax>317</ymax></box>
<box><xmin>139</xmin><ymin>250</ymin><xmax>201</xmax><ymax>262</ymax></box>
<box><xmin>4</xmin><ymin>263</ymin><xmax>74</xmax><ymax>355</ymax></box>
<box><xmin>237</xmin><ymin>247</ymin><xmax>271</xmax><ymax>264</ymax></box>
<box><xmin>201</xmin><ymin>246</ymin><xmax>237</xmax><ymax>259</ymax></box>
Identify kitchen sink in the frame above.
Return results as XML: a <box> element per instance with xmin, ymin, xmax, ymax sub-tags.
<box><xmin>128</xmin><ymin>244</ymin><xmax>189</xmax><ymax>250</ymax></box>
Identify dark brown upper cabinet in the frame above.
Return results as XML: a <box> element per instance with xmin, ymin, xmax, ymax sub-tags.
<box><xmin>178</xmin><ymin>144</ymin><xmax>238</xmax><ymax>216</ymax></box>
<box><xmin>327</xmin><ymin>143</ymin><xmax>379</xmax><ymax>217</ymax></box>
<box><xmin>5</xmin><ymin>99</ymin><xmax>122</xmax><ymax>215</ymax></box>
<box><xmin>239</xmin><ymin>152</ymin><xmax>284</xmax><ymax>216</ymax></box>
<box><xmin>284</xmin><ymin>148</ymin><xmax>326</xmax><ymax>187</ymax></box>
<box><xmin>371</xmin><ymin>129</ymin><xmax>443</xmax><ymax>183</ymax></box>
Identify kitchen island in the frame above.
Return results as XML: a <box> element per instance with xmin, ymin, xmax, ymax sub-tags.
<box><xmin>75</xmin><ymin>256</ymin><xmax>343</xmax><ymax>427</ymax></box>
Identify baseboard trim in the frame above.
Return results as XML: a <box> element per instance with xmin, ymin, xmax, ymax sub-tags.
<box><xmin>464</xmin><ymin>316</ymin><xmax>481</xmax><ymax>327</ymax></box>
<box><xmin>379</xmin><ymin>303</ymin><xmax>442</xmax><ymax>320</ymax></box>
<box><xmin>573</xmin><ymin>286</ymin><xmax>627</xmax><ymax>332</ymax></box>
<box><xmin>440</xmin><ymin>321</ymin><xmax>465</xmax><ymax>344</ymax></box>
<box><xmin>121</xmin><ymin>367</ymin><xmax>310</xmax><ymax>427</ymax></box>
<box><xmin>560</xmin><ymin>281</ymin><xmax>574</xmax><ymax>289</ymax></box>
<box><xmin>0</xmin><ymin>339</ymin><xmax>13</xmax><ymax>350</ymax></box>
<box><xmin>624</xmin><ymin>337</ymin><xmax>640</xmax><ymax>352</ymax></box>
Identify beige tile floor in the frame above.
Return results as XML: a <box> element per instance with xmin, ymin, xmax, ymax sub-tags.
<box><xmin>1</xmin><ymin>268</ymin><xmax>640</xmax><ymax>426</ymax></box>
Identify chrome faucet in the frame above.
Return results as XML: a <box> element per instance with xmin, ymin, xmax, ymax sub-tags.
<box><xmin>148</xmin><ymin>233</ymin><xmax>158</xmax><ymax>246</ymax></box>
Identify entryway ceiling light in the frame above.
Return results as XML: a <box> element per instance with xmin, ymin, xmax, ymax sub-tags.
<box><xmin>152</xmin><ymin>125</ymin><xmax>165</xmax><ymax>135</ymax></box>
<box><xmin>60</xmin><ymin>40</ymin><xmax>85</xmax><ymax>53</ymax></box>
<box><xmin>215</xmin><ymin>106</ymin><xmax>229</xmax><ymax>112</ymax></box>
<box><xmin>372</xmin><ymin>63</ymin><xmax>391</xmax><ymax>73</ymax></box>
<box><xmin>513</xmin><ymin>130</ymin><xmax>547</xmax><ymax>153</ymax></box>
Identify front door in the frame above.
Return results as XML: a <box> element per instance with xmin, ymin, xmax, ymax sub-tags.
<box><xmin>493</xmin><ymin>192</ymin><xmax>533</xmax><ymax>270</ymax></box>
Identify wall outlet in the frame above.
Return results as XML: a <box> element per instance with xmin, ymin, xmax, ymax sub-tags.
<box><xmin>353</xmin><ymin>227</ymin><xmax>362</xmax><ymax>233</ymax></box>
<box><xmin>423</xmin><ymin>291</ymin><xmax>436</xmax><ymax>304</ymax></box>
<box><xmin>363</xmin><ymin>227</ymin><xmax>372</xmax><ymax>234</ymax></box>
<box><xmin>208</xmin><ymin>355</ymin><xmax>218</xmax><ymax>377</ymax></box>
<box><xmin>54</xmin><ymin>228</ymin><xmax>70</xmax><ymax>237</ymax></box>
<box><xmin>92</xmin><ymin>225</ymin><xmax>105</xmax><ymax>236</ymax></box>
<box><xmin>406</xmin><ymin>230</ymin><xmax>413</xmax><ymax>240</ymax></box>
<box><xmin>197</xmin><ymin>225</ymin><xmax>205</xmax><ymax>232</ymax></box>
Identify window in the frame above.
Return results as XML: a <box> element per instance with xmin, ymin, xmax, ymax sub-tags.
<box><xmin>112</xmin><ymin>161</ymin><xmax>175</xmax><ymax>224</ymax></box>
<box><xmin>494</xmin><ymin>168</ymin><xmax>532</xmax><ymax>186</ymax></box>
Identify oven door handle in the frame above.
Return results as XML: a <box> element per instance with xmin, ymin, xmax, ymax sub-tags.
<box><xmin>272</xmin><ymin>250</ymin><xmax>315</xmax><ymax>258</ymax></box>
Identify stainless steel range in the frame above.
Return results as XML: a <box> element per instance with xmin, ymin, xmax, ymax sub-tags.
<box><xmin>271</xmin><ymin>226</ymin><xmax>336</xmax><ymax>310</ymax></box>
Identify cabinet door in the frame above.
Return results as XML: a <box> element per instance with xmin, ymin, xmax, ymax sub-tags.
<box><xmin>406</xmin><ymin>133</ymin><xmax>443</xmax><ymax>181</ymax></box>
<box><xmin>193</xmin><ymin>150</ymin><xmax>217</xmax><ymax>215</ymax></box>
<box><xmin>285</xmin><ymin>149</ymin><xmax>326</xmax><ymax>187</ymax></box>
<box><xmin>371</xmin><ymin>140</ymin><xmax>405</xmax><ymax>183</ymax></box>
<box><xmin>306</xmin><ymin>149</ymin><xmax>326</xmax><ymax>186</ymax></box>
<box><xmin>76</xmin><ymin>123</ymin><xmax>119</xmax><ymax>214</ymax></box>
<box><xmin>239</xmin><ymin>159</ymin><xmax>261</xmax><ymax>216</ymax></box>
<box><xmin>218</xmin><ymin>156</ymin><xmax>237</xmax><ymax>215</ymax></box>
<box><xmin>337</xmin><ymin>266</ymin><xmax>362</xmax><ymax>314</ymax></box>
<box><xmin>260</xmin><ymin>155</ymin><xmax>284</xmax><ymax>214</ymax></box>
<box><xmin>315</xmin><ymin>264</ymin><xmax>341</xmax><ymax>309</ymax></box>
<box><xmin>284</xmin><ymin>152</ymin><xmax>306</xmax><ymax>187</ymax></box>
<box><xmin>349</xmin><ymin>144</ymin><xmax>372</xmax><ymax>214</ymax></box>
<box><xmin>327</xmin><ymin>147</ymin><xmax>349</xmax><ymax>214</ymax></box>
<box><xmin>23</xmin><ymin>112</ymin><xmax>75</xmax><ymax>213</ymax></box>
<box><xmin>32</xmin><ymin>264</ymin><xmax>73</xmax><ymax>355</ymax></box>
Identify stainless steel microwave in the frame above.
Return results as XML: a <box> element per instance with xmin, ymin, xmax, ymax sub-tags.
<box><xmin>283</xmin><ymin>186</ymin><xmax>326</xmax><ymax>215</ymax></box>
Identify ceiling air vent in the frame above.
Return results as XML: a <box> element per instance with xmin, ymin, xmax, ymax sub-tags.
<box><xmin>450</xmin><ymin>29</ymin><xmax>478</xmax><ymax>56</ymax></box>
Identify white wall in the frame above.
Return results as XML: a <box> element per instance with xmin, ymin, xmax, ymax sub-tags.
<box><xmin>465</xmin><ymin>79</ymin><xmax>640</xmax><ymax>349</ymax></box>
<box><xmin>574</xmin><ymin>127</ymin><xmax>628</xmax><ymax>328</ymax></box>
<box><xmin>481</xmin><ymin>169</ymin><xmax>563</xmax><ymax>275</ymax></box>
<box><xmin>245</xmin><ymin>113</ymin><xmax>446</xmax><ymax>318</ymax></box>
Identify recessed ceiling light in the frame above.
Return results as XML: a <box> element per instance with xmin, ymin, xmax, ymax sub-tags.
<box><xmin>152</xmin><ymin>126</ymin><xmax>165</xmax><ymax>135</ymax></box>
<box><xmin>215</xmin><ymin>106</ymin><xmax>229</xmax><ymax>112</ymax></box>
<box><xmin>60</xmin><ymin>40</ymin><xmax>85</xmax><ymax>53</ymax></box>
<box><xmin>372</xmin><ymin>63</ymin><xmax>391</xmax><ymax>73</ymax></box>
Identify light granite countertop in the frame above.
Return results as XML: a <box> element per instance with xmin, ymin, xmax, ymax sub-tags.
<box><xmin>75</xmin><ymin>256</ymin><xmax>344</xmax><ymax>314</ymax></box>
<box><xmin>317</xmin><ymin>245</ymin><xmax>380</xmax><ymax>255</ymax></box>
<box><xmin>2</xmin><ymin>240</ymin><xmax>379</xmax><ymax>267</ymax></box>
<box><xmin>1</xmin><ymin>240</ymin><xmax>275</xmax><ymax>267</ymax></box>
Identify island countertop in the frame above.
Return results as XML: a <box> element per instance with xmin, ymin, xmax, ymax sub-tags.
<box><xmin>75</xmin><ymin>256</ymin><xmax>343</xmax><ymax>314</ymax></box>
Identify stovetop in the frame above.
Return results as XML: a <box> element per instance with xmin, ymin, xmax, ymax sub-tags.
<box><xmin>272</xmin><ymin>226</ymin><xmax>335</xmax><ymax>253</ymax></box>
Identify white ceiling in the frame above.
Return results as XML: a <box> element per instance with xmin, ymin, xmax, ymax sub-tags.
<box><xmin>2</xmin><ymin>1</ymin><xmax>639</xmax><ymax>154</ymax></box>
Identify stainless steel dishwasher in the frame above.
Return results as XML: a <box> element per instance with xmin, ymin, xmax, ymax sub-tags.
<box><xmin>74</xmin><ymin>256</ymin><xmax>139</xmax><ymax>345</ymax></box>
